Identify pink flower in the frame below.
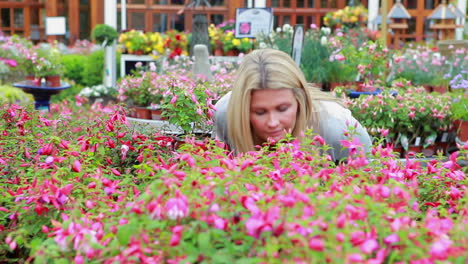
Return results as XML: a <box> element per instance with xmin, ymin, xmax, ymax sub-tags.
<box><xmin>384</xmin><ymin>234</ymin><xmax>399</xmax><ymax>245</ymax></box>
<box><xmin>165</xmin><ymin>190</ymin><xmax>189</xmax><ymax>220</ymax></box>
<box><xmin>170</xmin><ymin>95</ymin><xmax>178</xmax><ymax>105</ymax></box>
<box><xmin>360</xmin><ymin>239</ymin><xmax>378</xmax><ymax>254</ymax></box>
<box><xmin>347</xmin><ymin>253</ymin><xmax>363</xmax><ymax>263</ymax></box>
<box><xmin>430</xmin><ymin>237</ymin><xmax>452</xmax><ymax>260</ymax></box>
<box><xmin>169</xmin><ymin>225</ymin><xmax>183</xmax><ymax>246</ymax></box>
<box><xmin>240</xmin><ymin>22</ymin><xmax>251</xmax><ymax>34</ymax></box>
<box><xmin>72</xmin><ymin>160</ymin><xmax>81</xmax><ymax>172</ymax></box>
<box><xmin>308</xmin><ymin>238</ymin><xmax>324</xmax><ymax>251</ymax></box>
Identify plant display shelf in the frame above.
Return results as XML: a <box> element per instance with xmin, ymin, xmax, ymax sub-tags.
<box><xmin>127</xmin><ymin>117</ymin><xmax>212</xmax><ymax>136</ymax></box>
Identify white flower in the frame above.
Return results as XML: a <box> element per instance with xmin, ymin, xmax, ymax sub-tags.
<box><xmin>320</xmin><ymin>36</ymin><xmax>328</xmax><ymax>46</ymax></box>
<box><xmin>321</xmin><ymin>27</ymin><xmax>331</xmax><ymax>36</ymax></box>
<box><xmin>259</xmin><ymin>42</ymin><xmax>267</xmax><ymax>49</ymax></box>
<box><xmin>282</xmin><ymin>24</ymin><xmax>292</xmax><ymax>33</ymax></box>
<box><xmin>276</xmin><ymin>27</ymin><xmax>282</xmax><ymax>33</ymax></box>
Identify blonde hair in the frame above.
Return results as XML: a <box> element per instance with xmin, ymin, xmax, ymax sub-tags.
<box><xmin>227</xmin><ymin>48</ymin><xmax>341</xmax><ymax>153</ymax></box>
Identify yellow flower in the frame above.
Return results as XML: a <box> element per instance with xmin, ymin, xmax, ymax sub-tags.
<box><xmin>232</xmin><ymin>38</ymin><xmax>241</xmax><ymax>46</ymax></box>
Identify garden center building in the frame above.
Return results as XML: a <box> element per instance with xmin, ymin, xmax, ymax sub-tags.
<box><xmin>0</xmin><ymin>0</ymin><xmax>466</xmax><ymax>45</ymax></box>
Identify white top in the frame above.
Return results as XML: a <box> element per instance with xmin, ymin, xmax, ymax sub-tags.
<box><xmin>213</xmin><ymin>92</ymin><xmax>372</xmax><ymax>161</ymax></box>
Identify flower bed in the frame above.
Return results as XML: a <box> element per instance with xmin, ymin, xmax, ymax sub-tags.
<box><xmin>0</xmin><ymin>102</ymin><xmax>467</xmax><ymax>263</ymax></box>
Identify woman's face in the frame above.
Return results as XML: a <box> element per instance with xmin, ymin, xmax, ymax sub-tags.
<box><xmin>249</xmin><ymin>88</ymin><xmax>298</xmax><ymax>143</ymax></box>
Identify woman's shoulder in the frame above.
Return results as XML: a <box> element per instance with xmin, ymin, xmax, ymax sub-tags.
<box><xmin>316</xmin><ymin>100</ymin><xmax>351</xmax><ymax>120</ymax></box>
<box><xmin>214</xmin><ymin>91</ymin><xmax>232</xmax><ymax>112</ymax></box>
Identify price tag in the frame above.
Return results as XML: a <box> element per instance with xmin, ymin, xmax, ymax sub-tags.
<box><xmin>441</xmin><ymin>132</ymin><xmax>448</xmax><ymax>142</ymax></box>
<box><xmin>414</xmin><ymin>137</ymin><xmax>421</xmax><ymax>146</ymax></box>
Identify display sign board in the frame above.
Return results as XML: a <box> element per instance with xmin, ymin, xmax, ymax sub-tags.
<box><xmin>235</xmin><ymin>8</ymin><xmax>273</xmax><ymax>38</ymax></box>
<box><xmin>45</xmin><ymin>17</ymin><xmax>66</xmax><ymax>35</ymax></box>
<box><xmin>291</xmin><ymin>25</ymin><xmax>304</xmax><ymax>65</ymax></box>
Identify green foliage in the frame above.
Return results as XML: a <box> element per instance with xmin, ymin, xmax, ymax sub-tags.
<box><xmin>0</xmin><ymin>103</ymin><xmax>467</xmax><ymax>262</ymax></box>
<box><xmin>81</xmin><ymin>50</ymin><xmax>104</xmax><ymax>87</ymax></box>
<box><xmin>0</xmin><ymin>84</ymin><xmax>32</xmax><ymax>105</ymax></box>
<box><xmin>92</xmin><ymin>24</ymin><xmax>118</xmax><ymax>47</ymax></box>
<box><xmin>34</xmin><ymin>46</ymin><xmax>65</xmax><ymax>77</ymax></box>
<box><xmin>161</xmin><ymin>81</ymin><xmax>212</xmax><ymax>134</ymax></box>
<box><xmin>61</xmin><ymin>50</ymin><xmax>120</xmax><ymax>87</ymax></box>
<box><xmin>61</xmin><ymin>54</ymin><xmax>86</xmax><ymax>85</ymax></box>
<box><xmin>451</xmin><ymin>95</ymin><xmax>468</xmax><ymax>121</ymax></box>
<box><xmin>50</xmin><ymin>83</ymin><xmax>83</xmax><ymax>103</ymax></box>
<box><xmin>300</xmin><ymin>30</ymin><xmax>332</xmax><ymax>83</ymax></box>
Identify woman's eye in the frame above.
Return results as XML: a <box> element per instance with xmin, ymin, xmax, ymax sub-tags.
<box><xmin>278</xmin><ymin>105</ymin><xmax>289</xmax><ymax>112</ymax></box>
<box><xmin>255</xmin><ymin>110</ymin><xmax>266</xmax><ymax>115</ymax></box>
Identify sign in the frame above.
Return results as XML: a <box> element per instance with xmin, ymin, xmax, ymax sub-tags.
<box><xmin>45</xmin><ymin>17</ymin><xmax>66</xmax><ymax>35</ymax></box>
<box><xmin>291</xmin><ymin>24</ymin><xmax>304</xmax><ymax>65</ymax></box>
<box><xmin>235</xmin><ymin>8</ymin><xmax>273</xmax><ymax>38</ymax></box>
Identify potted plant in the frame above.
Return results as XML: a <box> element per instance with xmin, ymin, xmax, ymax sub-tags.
<box><xmin>163</xmin><ymin>30</ymin><xmax>189</xmax><ymax>59</ymax></box>
<box><xmin>451</xmin><ymin>94</ymin><xmax>468</xmax><ymax>142</ymax></box>
<box><xmin>78</xmin><ymin>84</ymin><xmax>117</xmax><ymax>105</ymax></box>
<box><xmin>300</xmin><ymin>26</ymin><xmax>332</xmax><ymax>87</ymax></box>
<box><xmin>34</xmin><ymin>46</ymin><xmax>65</xmax><ymax>87</ymax></box>
<box><xmin>323</xmin><ymin>5</ymin><xmax>368</xmax><ymax>31</ymax></box>
<box><xmin>208</xmin><ymin>24</ymin><xmax>224</xmax><ymax>56</ymax></box>
<box><xmin>233</xmin><ymin>37</ymin><xmax>253</xmax><ymax>54</ymax></box>
<box><xmin>118</xmin><ymin>71</ymin><xmax>162</xmax><ymax>119</ymax></box>
<box><xmin>118</xmin><ymin>30</ymin><xmax>165</xmax><ymax>57</ymax></box>
<box><xmin>159</xmin><ymin>73</ymin><xmax>216</xmax><ymax>136</ymax></box>
<box><xmin>91</xmin><ymin>24</ymin><xmax>118</xmax><ymax>47</ymax></box>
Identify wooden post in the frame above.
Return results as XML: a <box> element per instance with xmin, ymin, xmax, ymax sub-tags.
<box><xmin>24</xmin><ymin>3</ymin><xmax>31</xmax><ymax>38</ymax></box>
<box><xmin>90</xmin><ymin>0</ymin><xmax>104</xmax><ymax>34</ymax></box>
<box><xmin>381</xmin><ymin>0</ymin><xmax>388</xmax><ymax>46</ymax></box>
<box><xmin>68</xmin><ymin>0</ymin><xmax>80</xmax><ymax>45</ymax></box>
<box><xmin>229</xmin><ymin>0</ymin><xmax>243</xmax><ymax>21</ymax></box>
<box><xmin>46</xmin><ymin>0</ymin><xmax>57</xmax><ymax>43</ymax></box>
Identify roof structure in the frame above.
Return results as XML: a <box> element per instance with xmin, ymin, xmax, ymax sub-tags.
<box><xmin>447</xmin><ymin>3</ymin><xmax>465</xmax><ymax>19</ymax></box>
<box><xmin>428</xmin><ymin>0</ymin><xmax>457</xmax><ymax>20</ymax></box>
<box><xmin>387</xmin><ymin>0</ymin><xmax>411</xmax><ymax>19</ymax></box>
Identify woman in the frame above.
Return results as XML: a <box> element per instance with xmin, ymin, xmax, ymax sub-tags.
<box><xmin>213</xmin><ymin>48</ymin><xmax>371</xmax><ymax>161</ymax></box>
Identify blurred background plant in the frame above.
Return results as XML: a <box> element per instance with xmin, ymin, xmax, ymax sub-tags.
<box><xmin>390</xmin><ymin>45</ymin><xmax>448</xmax><ymax>88</ymax></box>
<box><xmin>118</xmin><ymin>30</ymin><xmax>165</xmax><ymax>57</ymax></box>
<box><xmin>163</xmin><ymin>30</ymin><xmax>189</xmax><ymax>59</ymax></box>
<box><xmin>255</xmin><ymin>24</ymin><xmax>294</xmax><ymax>54</ymax></box>
<box><xmin>324</xmin><ymin>5</ymin><xmax>368</xmax><ymax>30</ymax></box>
<box><xmin>91</xmin><ymin>24</ymin><xmax>118</xmax><ymax>47</ymax></box>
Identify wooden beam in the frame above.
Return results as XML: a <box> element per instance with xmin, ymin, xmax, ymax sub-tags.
<box><xmin>46</xmin><ymin>0</ymin><xmax>57</xmax><ymax>43</ymax></box>
<box><xmin>90</xmin><ymin>0</ymin><xmax>104</xmax><ymax>34</ymax></box>
<box><xmin>24</xmin><ymin>4</ymin><xmax>31</xmax><ymax>38</ymax></box>
<box><xmin>229</xmin><ymin>0</ymin><xmax>243</xmax><ymax>21</ymax></box>
<box><xmin>68</xmin><ymin>0</ymin><xmax>80</xmax><ymax>44</ymax></box>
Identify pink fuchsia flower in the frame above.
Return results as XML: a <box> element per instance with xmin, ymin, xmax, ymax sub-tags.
<box><xmin>340</xmin><ymin>137</ymin><xmax>364</xmax><ymax>156</ymax></box>
<box><xmin>347</xmin><ymin>253</ymin><xmax>364</xmax><ymax>263</ymax></box>
<box><xmin>430</xmin><ymin>237</ymin><xmax>453</xmax><ymax>260</ymax></box>
<box><xmin>245</xmin><ymin>206</ymin><xmax>280</xmax><ymax>238</ymax></box>
<box><xmin>384</xmin><ymin>234</ymin><xmax>399</xmax><ymax>245</ymax></box>
<box><xmin>165</xmin><ymin>190</ymin><xmax>189</xmax><ymax>220</ymax></box>
<box><xmin>308</xmin><ymin>237</ymin><xmax>325</xmax><ymax>251</ymax></box>
<box><xmin>360</xmin><ymin>238</ymin><xmax>379</xmax><ymax>254</ymax></box>
<box><xmin>72</xmin><ymin>159</ymin><xmax>82</xmax><ymax>172</ymax></box>
<box><xmin>169</xmin><ymin>225</ymin><xmax>183</xmax><ymax>246</ymax></box>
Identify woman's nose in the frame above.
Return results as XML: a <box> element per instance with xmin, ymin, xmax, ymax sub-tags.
<box><xmin>266</xmin><ymin>113</ymin><xmax>280</xmax><ymax>128</ymax></box>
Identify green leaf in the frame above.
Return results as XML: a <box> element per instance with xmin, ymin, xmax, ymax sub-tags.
<box><xmin>198</xmin><ymin>231</ymin><xmax>211</xmax><ymax>253</ymax></box>
<box><xmin>235</xmin><ymin>258</ymin><xmax>263</xmax><ymax>264</ymax></box>
<box><xmin>30</xmin><ymin>237</ymin><xmax>43</xmax><ymax>254</ymax></box>
<box><xmin>117</xmin><ymin>221</ymin><xmax>139</xmax><ymax>246</ymax></box>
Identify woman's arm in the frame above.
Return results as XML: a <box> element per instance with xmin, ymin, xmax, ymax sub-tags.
<box><xmin>317</xmin><ymin>101</ymin><xmax>372</xmax><ymax>162</ymax></box>
<box><xmin>213</xmin><ymin>92</ymin><xmax>232</xmax><ymax>145</ymax></box>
